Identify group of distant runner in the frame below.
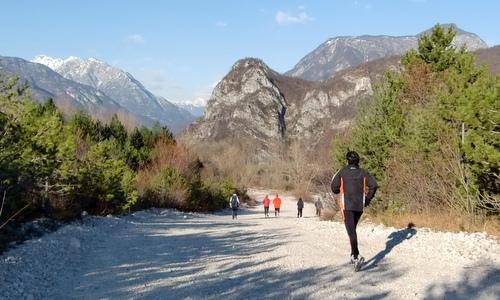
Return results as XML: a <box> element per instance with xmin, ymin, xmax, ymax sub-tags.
<box><xmin>228</xmin><ymin>150</ymin><xmax>378</xmax><ymax>272</ymax></box>
<box><xmin>230</xmin><ymin>193</ymin><xmax>324</xmax><ymax>219</ymax></box>
<box><xmin>260</xmin><ymin>194</ymin><xmax>324</xmax><ymax>218</ymax></box>
<box><xmin>261</xmin><ymin>194</ymin><xmax>281</xmax><ymax>217</ymax></box>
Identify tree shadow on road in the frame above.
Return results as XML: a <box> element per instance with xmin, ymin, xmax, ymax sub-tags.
<box><xmin>362</xmin><ymin>224</ymin><xmax>417</xmax><ymax>271</ymax></box>
<box><xmin>69</xmin><ymin>212</ymin><xmax>405</xmax><ymax>299</ymax></box>
<box><xmin>424</xmin><ymin>265</ymin><xmax>500</xmax><ymax>299</ymax></box>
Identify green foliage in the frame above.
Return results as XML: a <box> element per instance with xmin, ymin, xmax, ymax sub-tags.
<box><xmin>458</xmin><ymin>73</ymin><xmax>500</xmax><ymax>194</ymax></box>
<box><xmin>403</xmin><ymin>24</ymin><xmax>458</xmax><ymax>72</ymax></box>
<box><xmin>333</xmin><ymin>23</ymin><xmax>500</xmax><ymax>216</ymax></box>
<box><xmin>332</xmin><ymin>72</ymin><xmax>404</xmax><ymax>183</ymax></box>
<box><xmin>81</xmin><ymin>140</ymin><xmax>135</xmax><ymax>213</ymax></box>
<box><xmin>142</xmin><ymin>167</ymin><xmax>234</xmax><ymax>212</ymax></box>
<box><xmin>186</xmin><ymin>176</ymin><xmax>233</xmax><ymax>211</ymax></box>
<box><xmin>70</xmin><ymin>112</ymin><xmax>110</xmax><ymax>142</ymax></box>
<box><xmin>108</xmin><ymin>115</ymin><xmax>127</xmax><ymax>145</ymax></box>
<box><xmin>1</xmin><ymin>75</ymin><xmax>230</xmax><ymax>225</ymax></box>
<box><xmin>217</xmin><ymin>177</ymin><xmax>236</xmax><ymax>201</ymax></box>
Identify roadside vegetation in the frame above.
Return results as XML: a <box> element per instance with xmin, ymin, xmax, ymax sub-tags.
<box><xmin>0</xmin><ymin>79</ymin><xmax>238</xmax><ymax>249</ymax></box>
<box><xmin>193</xmin><ymin>25</ymin><xmax>499</xmax><ymax>235</ymax></box>
<box><xmin>330</xmin><ymin>25</ymin><xmax>499</xmax><ymax>234</ymax></box>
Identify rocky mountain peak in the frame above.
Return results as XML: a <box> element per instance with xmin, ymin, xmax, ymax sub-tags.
<box><xmin>286</xmin><ymin>24</ymin><xmax>488</xmax><ymax>81</ymax></box>
<box><xmin>184</xmin><ymin>58</ymin><xmax>290</xmax><ymax>145</ymax></box>
<box><xmin>231</xmin><ymin>58</ymin><xmax>269</xmax><ymax>72</ymax></box>
<box><xmin>213</xmin><ymin>58</ymin><xmax>278</xmax><ymax>100</ymax></box>
<box><xmin>182</xmin><ymin>29</ymin><xmax>498</xmax><ymax>158</ymax></box>
<box><xmin>31</xmin><ymin>55</ymin><xmax>194</xmax><ymax>133</ymax></box>
<box><xmin>32</xmin><ymin>55</ymin><xmax>131</xmax><ymax>89</ymax></box>
<box><xmin>32</xmin><ymin>55</ymin><xmax>65</xmax><ymax>70</ymax></box>
<box><xmin>183</xmin><ymin>55</ymin><xmax>382</xmax><ymax>153</ymax></box>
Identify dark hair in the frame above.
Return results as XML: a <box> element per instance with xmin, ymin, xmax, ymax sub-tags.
<box><xmin>346</xmin><ymin>151</ymin><xmax>360</xmax><ymax>165</ymax></box>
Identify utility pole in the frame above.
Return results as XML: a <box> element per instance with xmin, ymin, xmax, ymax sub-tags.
<box><xmin>461</xmin><ymin>122</ymin><xmax>472</xmax><ymax>215</ymax></box>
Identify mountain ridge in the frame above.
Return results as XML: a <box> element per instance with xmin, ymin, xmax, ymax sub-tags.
<box><xmin>286</xmin><ymin>24</ymin><xmax>488</xmax><ymax>81</ymax></box>
<box><xmin>0</xmin><ymin>55</ymin><xmax>127</xmax><ymax>115</ymax></box>
<box><xmin>183</xmin><ymin>45</ymin><xmax>500</xmax><ymax>157</ymax></box>
<box><xmin>32</xmin><ymin>55</ymin><xmax>195</xmax><ymax>132</ymax></box>
<box><xmin>183</xmin><ymin>56</ymin><xmax>377</xmax><ymax>153</ymax></box>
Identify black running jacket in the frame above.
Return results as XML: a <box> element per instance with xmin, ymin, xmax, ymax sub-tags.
<box><xmin>331</xmin><ymin>164</ymin><xmax>377</xmax><ymax>212</ymax></box>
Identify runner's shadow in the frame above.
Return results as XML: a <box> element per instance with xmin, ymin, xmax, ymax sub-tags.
<box><xmin>363</xmin><ymin>223</ymin><xmax>417</xmax><ymax>271</ymax></box>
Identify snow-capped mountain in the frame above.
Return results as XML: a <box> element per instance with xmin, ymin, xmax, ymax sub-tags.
<box><xmin>0</xmin><ymin>55</ymin><xmax>141</xmax><ymax>123</ymax></box>
<box><xmin>32</xmin><ymin>55</ymin><xmax>194</xmax><ymax>133</ymax></box>
<box><xmin>174</xmin><ymin>103</ymin><xmax>205</xmax><ymax>118</ymax></box>
<box><xmin>155</xmin><ymin>96</ymin><xmax>196</xmax><ymax>123</ymax></box>
<box><xmin>286</xmin><ymin>24</ymin><xmax>488</xmax><ymax>81</ymax></box>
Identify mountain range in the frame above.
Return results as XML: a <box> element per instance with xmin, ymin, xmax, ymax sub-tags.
<box><xmin>31</xmin><ymin>55</ymin><xmax>195</xmax><ymax>133</ymax></box>
<box><xmin>0</xmin><ymin>55</ymin><xmax>196</xmax><ymax>133</ymax></box>
<box><xmin>286</xmin><ymin>24</ymin><xmax>487</xmax><ymax>81</ymax></box>
<box><xmin>183</xmin><ymin>56</ymin><xmax>392</xmax><ymax>153</ymax></box>
<box><xmin>0</xmin><ymin>55</ymin><xmax>138</xmax><ymax>121</ymax></box>
<box><xmin>175</xmin><ymin>103</ymin><xmax>206</xmax><ymax>118</ymax></box>
<box><xmin>0</xmin><ymin>24</ymin><xmax>494</xmax><ymax>141</ymax></box>
<box><xmin>183</xmin><ymin>25</ymin><xmax>498</xmax><ymax>157</ymax></box>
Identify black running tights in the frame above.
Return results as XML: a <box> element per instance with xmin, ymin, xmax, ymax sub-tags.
<box><xmin>297</xmin><ymin>208</ymin><xmax>303</xmax><ymax>217</ymax></box>
<box><xmin>344</xmin><ymin>210</ymin><xmax>363</xmax><ymax>257</ymax></box>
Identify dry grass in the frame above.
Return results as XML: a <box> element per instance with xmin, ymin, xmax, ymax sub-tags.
<box><xmin>320</xmin><ymin>209</ymin><xmax>342</xmax><ymax>222</ymax></box>
<box><xmin>321</xmin><ymin>206</ymin><xmax>500</xmax><ymax>237</ymax></box>
<box><xmin>189</xmin><ymin>138</ymin><xmax>334</xmax><ymax>201</ymax></box>
<box><xmin>186</xmin><ymin>133</ymin><xmax>500</xmax><ymax>237</ymax></box>
<box><xmin>367</xmin><ymin>210</ymin><xmax>500</xmax><ymax>237</ymax></box>
<box><xmin>135</xmin><ymin>139</ymin><xmax>197</xmax><ymax>198</ymax></box>
<box><xmin>150</xmin><ymin>139</ymin><xmax>198</xmax><ymax>178</ymax></box>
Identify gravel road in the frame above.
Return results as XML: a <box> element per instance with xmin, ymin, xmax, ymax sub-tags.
<box><xmin>1</xmin><ymin>189</ymin><xmax>499</xmax><ymax>299</ymax></box>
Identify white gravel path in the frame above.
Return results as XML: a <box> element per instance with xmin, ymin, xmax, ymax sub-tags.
<box><xmin>1</xmin><ymin>189</ymin><xmax>499</xmax><ymax>299</ymax></box>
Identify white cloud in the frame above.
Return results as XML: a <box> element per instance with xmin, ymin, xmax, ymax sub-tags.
<box><xmin>189</xmin><ymin>97</ymin><xmax>208</xmax><ymax>106</ymax></box>
<box><xmin>353</xmin><ymin>1</ymin><xmax>373</xmax><ymax>9</ymax></box>
<box><xmin>275</xmin><ymin>10</ymin><xmax>314</xmax><ymax>25</ymax></box>
<box><xmin>125</xmin><ymin>34</ymin><xmax>145</xmax><ymax>44</ymax></box>
<box><xmin>174</xmin><ymin>78</ymin><xmax>221</xmax><ymax>106</ymax></box>
<box><xmin>215</xmin><ymin>21</ymin><xmax>228</xmax><ymax>27</ymax></box>
<box><xmin>187</xmin><ymin>79</ymin><xmax>221</xmax><ymax>106</ymax></box>
<box><xmin>211</xmin><ymin>79</ymin><xmax>221</xmax><ymax>88</ymax></box>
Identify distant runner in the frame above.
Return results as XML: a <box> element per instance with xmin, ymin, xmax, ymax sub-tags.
<box><xmin>315</xmin><ymin>197</ymin><xmax>323</xmax><ymax>217</ymax></box>
<box><xmin>297</xmin><ymin>197</ymin><xmax>304</xmax><ymax>218</ymax></box>
<box><xmin>263</xmin><ymin>195</ymin><xmax>271</xmax><ymax>218</ymax></box>
<box><xmin>331</xmin><ymin>151</ymin><xmax>377</xmax><ymax>271</ymax></box>
<box><xmin>229</xmin><ymin>193</ymin><xmax>240</xmax><ymax>220</ymax></box>
<box><xmin>273</xmin><ymin>194</ymin><xmax>282</xmax><ymax>217</ymax></box>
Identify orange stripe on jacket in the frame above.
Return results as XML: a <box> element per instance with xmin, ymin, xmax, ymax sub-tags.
<box><xmin>363</xmin><ymin>176</ymin><xmax>367</xmax><ymax>194</ymax></box>
<box><xmin>363</xmin><ymin>176</ymin><xmax>367</xmax><ymax>206</ymax></box>
<box><xmin>339</xmin><ymin>177</ymin><xmax>345</xmax><ymax>219</ymax></box>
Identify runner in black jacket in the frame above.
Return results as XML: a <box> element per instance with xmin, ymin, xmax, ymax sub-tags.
<box><xmin>331</xmin><ymin>151</ymin><xmax>377</xmax><ymax>271</ymax></box>
<box><xmin>297</xmin><ymin>198</ymin><xmax>304</xmax><ymax>218</ymax></box>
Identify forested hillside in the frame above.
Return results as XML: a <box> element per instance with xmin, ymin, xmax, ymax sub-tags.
<box><xmin>331</xmin><ymin>25</ymin><xmax>499</xmax><ymax>230</ymax></box>
<box><xmin>0</xmin><ymin>78</ymin><xmax>236</xmax><ymax>248</ymax></box>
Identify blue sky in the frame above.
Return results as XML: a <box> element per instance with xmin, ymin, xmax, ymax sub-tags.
<box><xmin>1</xmin><ymin>0</ymin><xmax>498</xmax><ymax>105</ymax></box>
